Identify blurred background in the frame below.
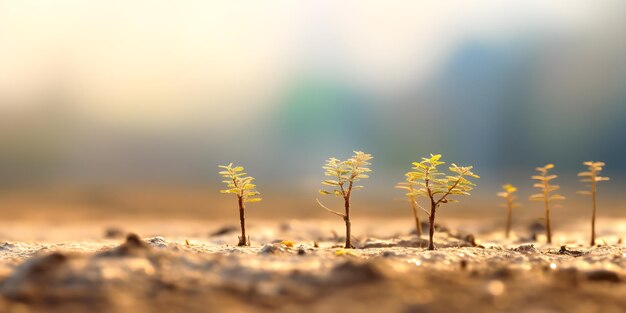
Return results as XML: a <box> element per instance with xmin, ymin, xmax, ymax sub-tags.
<box><xmin>0</xmin><ymin>1</ymin><xmax>624</xmax><ymax>224</ymax></box>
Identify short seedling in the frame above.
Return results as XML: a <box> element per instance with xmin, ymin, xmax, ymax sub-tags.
<box><xmin>318</xmin><ymin>151</ymin><xmax>372</xmax><ymax>249</ymax></box>
<box><xmin>497</xmin><ymin>184</ymin><xmax>519</xmax><ymax>239</ymax></box>
<box><xmin>218</xmin><ymin>163</ymin><xmax>262</xmax><ymax>246</ymax></box>
<box><xmin>405</xmin><ymin>154</ymin><xmax>479</xmax><ymax>250</ymax></box>
<box><xmin>396</xmin><ymin>174</ymin><xmax>424</xmax><ymax>238</ymax></box>
<box><xmin>577</xmin><ymin>161</ymin><xmax>609</xmax><ymax>246</ymax></box>
<box><xmin>530</xmin><ymin>164</ymin><xmax>564</xmax><ymax>244</ymax></box>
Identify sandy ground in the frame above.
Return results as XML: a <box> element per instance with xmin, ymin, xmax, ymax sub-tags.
<box><xmin>0</xmin><ymin>219</ymin><xmax>624</xmax><ymax>313</ymax></box>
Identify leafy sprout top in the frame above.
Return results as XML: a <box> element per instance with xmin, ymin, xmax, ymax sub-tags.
<box><xmin>319</xmin><ymin>151</ymin><xmax>372</xmax><ymax>198</ymax></box>
<box><xmin>530</xmin><ymin>164</ymin><xmax>565</xmax><ymax>203</ymax></box>
<box><xmin>218</xmin><ymin>163</ymin><xmax>262</xmax><ymax>203</ymax></box>
<box><xmin>578</xmin><ymin>161</ymin><xmax>610</xmax><ymax>192</ymax></box>
<box><xmin>406</xmin><ymin>154</ymin><xmax>479</xmax><ymax>205</ymax></box>
<box><xmin>498</xmin><ymin>184</ymin><xmax>520</xmax><ymax>205</ymax></box>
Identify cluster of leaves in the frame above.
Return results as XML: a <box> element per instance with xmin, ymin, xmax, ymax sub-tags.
<box><xmin>497</xmin><ymin>184</ymin><xmax>520</xmax><ymax>208</ymax></box>
<box><xmin>405</xmin><ymin>154</ymin><xmax>479</xmax><ymax>206</ymax></box>
<box><xmin>318</xmin><ymin>151</ymin><xmax>372</xmax><ymax>206</ymax></box>
<box><xmin>395</xmin><ymin>174</ymin><xmax>419</xmax><ymax>206</ymax></box>
<box><xmin>577</xmin><ymin>161</ymin><xmax>610</xmax><ymax>195</ymax></box>
<box><xmin>218</xmin><ymin>163</ymin><xmax>262</xmax><ymax>203</ymax></box>
<box><xmin>529</xmin><ymin>164</ymin><xmax>564</xmax><ymax>203</ymax></box>
<box><xmin>318</xmin><ymin>151</ymin><xmax>372</xmax><ymax>217</ymax></box>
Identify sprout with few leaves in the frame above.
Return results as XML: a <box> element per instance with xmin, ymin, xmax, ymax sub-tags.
<box><xmin>218</xmin><ymin>163</ymin><xmax>261</xmax><ymax>246</ymax></box>
<box><xmin>404</xmin><ymin>154</ymin><xmax>479</xmax><ymax>250</ymax></box>
<box><xmin>577</xmin><ymin>161</ymin><xmax>609</xmax><ymax>246</ymax></box>
<box><xmin>530</xmin><ymin>164</ymin><xmax>564</xmax><ymax>244</ymax></box>
<box><xmin>497</xmin><ymin>184</ymin><xmax>520</xmax><ymax>239</ymax></box>
<box><xmin>318</xmin><ymin>151</ymin><xmax>372</xmax><ymax>249</ymax></box>
<box><xmin>396</xmin><ymin>175</ymin><xmax>422</xmax><ymax>238</ymax></box>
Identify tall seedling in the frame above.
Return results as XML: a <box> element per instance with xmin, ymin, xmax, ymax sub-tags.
<box><xmin>318</xmin><ymin>151</ymin><xmax>372</xmax><ymax>249</ymax></box>
<box><xmin>497</xmin><ymin>184</ymin><xmax>519</xmax><ymax>239</ymax></box>
<box><xmin>530</xmin><ymin>164</ymin><xmax>564</xmax><ymax>244</ymax></box>
<box><xmin>577</xmin><ymin>161</ymin><xmax>609</xmax><ymax>246</ymax></box>
<box><xmin>219</xmin><ymin>163</ymin><xmax>262</xmax><ymax>246</ymax></box>
<box><xmin>405</xmin><ymin>154</ymin><xmax>479</xmax><ymax>250</ymax></box>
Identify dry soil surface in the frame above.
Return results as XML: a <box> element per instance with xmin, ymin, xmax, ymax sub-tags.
<box><xmin>0</xmin><ymin>219</ymin><xmax>624</xmax><ymax>313</ymax></box>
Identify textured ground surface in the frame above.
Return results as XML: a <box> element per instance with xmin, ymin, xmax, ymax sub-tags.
<box><xmin>0</xmin><ymin>219</ymin><xmax>625</xmax><ymax>313</ymax></box>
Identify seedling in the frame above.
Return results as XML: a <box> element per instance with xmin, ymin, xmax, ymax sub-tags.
<box><xmin>218</xmin><ymin>163</ymin><xmax>262</xmax><ymax>246</ymax></box>
<box><xmin>577</xmin><ymin>161</ymin><xmax>609</xmax><ymax>246</ymax></box>
<box><xmin>497</xmin><ymin>184</ymin><xmax>519</xmax><ymax>239</ymax></box>
<box><xmin>395</xmin><ymin>174</ymin><xmax>423</xmax><ymax>238</ymax></box>
<box><xmin>405</xmin><ymin>154</ymin><xmax>479</xmax><ymax>250</ymax></box>
<box><xmin>530</xmin><ymin>164</ymin><xmax>564</xmax><ymax>244</ymax></box>
<box><xmin>318</xmin><ymin>151</ymin><xmax>372</xmax><ymax>249</ymax></box>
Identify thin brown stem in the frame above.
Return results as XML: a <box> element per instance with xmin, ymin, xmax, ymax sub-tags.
<box><xmin>410</xmin><ymin>199</ymin><xmax>422</xmax><ymax>238</ymax></box>
<box><xmin>428</xmin><ymin>173</ymin><xmax>463</xmax><ymax>250</ymax></box>
<box><xmin>231</xmin><ymin>176</ymin><xmax>249</xmax><ymax>246</ymax></box>
<box><xmin>344</xmin><ymin>180</ymin><xmax>354</xmax><ymax>249</ymax></box>
<box><xmin>424</xmin><ymin>167</ymin><xmax>438</xmax><ymax>250</ymax></box>
<box><xmin>505</xmin><ymin>197</ymin><xmax>512</xmax><ymax>239</ymax></box>
<box><xmin>237</xmin><ymin>195</ymin><xmax>248</xmax><ymax>246</ymax></box>
<box><xmin>407</xmin><ymin>184</ymin><xmax>421</xmax><ymax>237</ymax></box>
<box><xmin>428</xmin><ymin>200</ymin><xmax>436</xmax><ymax>250</ymax></box>
<box><xmin>590</xmin><ymin>169</ymin><xmax>597</xmax><ymax>246</ymax></box>
<box><xmin>544</xmin><ymin>179</ymin><xmax>551</xmax><ymax>244</ymax></box>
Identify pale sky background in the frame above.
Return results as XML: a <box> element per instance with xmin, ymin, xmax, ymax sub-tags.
<box><xmin>1</xmin><ymin>1</ymin><xmax>623</xmax><ymax>127</ymax></box>
<box><xmin>0</xmin><ymin>0</ymin><xmax>624</xmax><ymax>192</ymax></box>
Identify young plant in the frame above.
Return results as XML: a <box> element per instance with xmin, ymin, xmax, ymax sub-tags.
<box><xmin>529</xmin><ymin>164</ymin><xmax>564</xmax><ymax>244</ymax></box>
<box><xmin>405</xmin><ymin>154</ymin><xmax>479</xmax><ymax>250</ymax></box>
<box><xmin>497</xmin><ymin>184</ymin><xmax>519</xmax><ymax>239</ymax></box>
<box><xmin>577</xmin><ymin>161</ymin><xmax>609</xmax><ymax>246</ymax></box>
<box><xmin>218</xmin><ymin>163</ymin><xmax>262</xmax><ymax>246</ymax></box>
<box><xmin>318</xmin><ymin>151</ymin><xmax>372</xmax><ymax>249</ymax></box>
<box><xmin>396</xmin><ymin>174</ymin><xmax>424</xmax><ymax>238</ymax></box>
